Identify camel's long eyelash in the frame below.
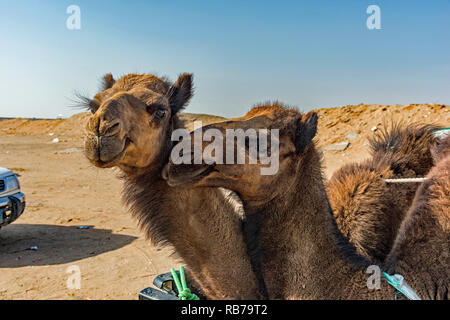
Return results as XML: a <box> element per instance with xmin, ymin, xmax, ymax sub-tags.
<box><xmin>70</xmin><ymin>92</ymin><xmax>99</xmax><ymax>112</ymax></box>
<box><xmin>146</xmin><ymin>103</ymin><xmax>165</xmax><ymax>113</ymax></box>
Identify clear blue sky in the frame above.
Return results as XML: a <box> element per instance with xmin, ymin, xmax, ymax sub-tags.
<box><xmin>1</xmin><ymin>0</ymin><xmax>449</xmax><ymax>118</ymax></box>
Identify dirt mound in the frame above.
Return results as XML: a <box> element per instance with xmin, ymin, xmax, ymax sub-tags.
<box><xmin>0</xmin><ymin>112</ymin><xmax>227</xmax><ymax>138</ymax></box>
<box><xmin>1</xmin><ymin>104</ymin><xmax>448</xmax><ymax>147</ymax></box>
<box><xmin>178</xmin><ymin>113</ymin><xmax>227</xmax><ymax>132</ymax></box>
<box><xmin>0</xmin><ymin>114</ymin><xmax>90</xmax><ymax>141</ymax></box>
<box><xmin>314</xmin><ymin>104</ymin><xmax>448</xmax><ymax>147</ymax></box>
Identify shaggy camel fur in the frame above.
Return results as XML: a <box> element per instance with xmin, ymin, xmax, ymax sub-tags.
<box><xmin>327</xmin><ymin>124</ymin><xmax>438</xmax><ymax>262</ymax></box>
<box><xmin>83</xmin><ymin>73</ymin><xmax>263</xmax><ymax>299</ymax></box>
<box><xmin>165</xmin><ymin>104</ymin><xmax>448</xmax><ymax>299</ymax></box>
<box><xmin>383</xmin><ymin>135</ymin><xmax>449</xmax><ymax>299</ymax></box>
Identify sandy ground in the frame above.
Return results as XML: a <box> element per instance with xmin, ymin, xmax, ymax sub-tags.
<box><xmin>0</xmin><ymin>104</ymin><xmax>448</xmax><ymax>299</ymax></box>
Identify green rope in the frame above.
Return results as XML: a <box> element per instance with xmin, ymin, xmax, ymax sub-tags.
<box><xmin>382</xmin><ymin>272</ymin><xmax>421</xmax><ymax>300</ymax></box>
<box><xmin>170</xmin><ymin>266</ymin><xmax>199</xmax><ymax>300</ymax></box>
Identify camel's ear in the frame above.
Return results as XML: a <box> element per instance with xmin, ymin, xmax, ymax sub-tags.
<box><xmin>167</xmin><ymin>73</ymin><xmax>193</xmax><ymax>114</ymax></box>
<box><xmin>101</xmin><ymin>73</ymin><xmax>115</xmax><ymax>91</ymax></box>
<box><xmin>295</xmin><ymin>112</ymin><xmax>318</xmax><ymax>154</ymax></box>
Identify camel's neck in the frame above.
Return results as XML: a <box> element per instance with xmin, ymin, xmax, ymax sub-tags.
<box><xmin>120</xmin><ymin>167</ymin><xmax>263</xmax><ymax>299</ymax></box>
<box><xmin>249</xmin><ymin>144</ymin><xmax>383</xmax><ymax>299</ymax></box>
<box><xmin>383</xmin><ymin>162</ymin><xmax>450</xmax><ymax>300</ymax></box>
<box><xmin>121</xmin><ymin>170</ymin><xmax>173</xmax><ymax>243</ymax></box>
<box><xmin>119</xmin><ymin>114</ymin><xmax>193</xmax><ymax>245</ymax></box>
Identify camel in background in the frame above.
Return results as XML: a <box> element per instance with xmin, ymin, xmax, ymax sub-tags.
<box><xmin>384</xmin><ymin>135</ymin><xmax>449</xmax><ymax>299</ymax></box>
<box><xmin>327</xmin><ymin>123</ymin><xmax>438</xmax><ymax>262</ymax></box>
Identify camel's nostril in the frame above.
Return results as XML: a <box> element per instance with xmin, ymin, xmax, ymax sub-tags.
<box><xmin>102</xmin><ymin>121</ymin><xmax>121</xmax><ymax>136</ymax></box>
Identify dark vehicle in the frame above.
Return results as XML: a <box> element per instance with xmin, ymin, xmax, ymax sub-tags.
<box><xmin>0</xmin><ymin>167</ymin><xmax>25</xmax><ymax>229</ymax></box>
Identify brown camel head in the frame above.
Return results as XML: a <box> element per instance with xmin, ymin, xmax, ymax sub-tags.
<box><xmin>84</xmin><ymin>73</ymin><xmax>193</xmax><ymax>173</ymax></box>
<box><xmin>164</xmin><ymin>105</ymin><xmax>318</xmax><ymax>205</ymax></box>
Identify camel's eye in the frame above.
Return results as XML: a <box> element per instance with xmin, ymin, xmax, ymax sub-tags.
<box><xmin>153</xmin><ymin>108</ymin><xmax>167</xmax><ymax>120</ymax></box>
<box><xmin>146</xmin><ymin>103</ymin><xmax>168</xmax><ymax>122</ymax></box>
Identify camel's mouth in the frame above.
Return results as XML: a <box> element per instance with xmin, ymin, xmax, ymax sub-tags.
<box><xmin>89</xmin><ymin>137</ymin><xmax>132</xmax><ymax>168</ymax></box>
<box><xmin>164</xmin><ymin>162</ymin><xmax>215</xmax><ymax>187</ymax></box>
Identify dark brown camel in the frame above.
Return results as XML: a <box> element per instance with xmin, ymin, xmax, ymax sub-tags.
<box><xmin>383</xmin><ymin>135</ymin><xmax>449</xmax><ymax>299</ymax></box>
<box><xmin>327</xmin><ymin>123</ymin><xmax>438</xmax><ymax>262</ymax></box>
<box><xmin>82</xmin><ymin>73</ymin><xmax>263</xmax><ymax>299</ymax></box>
<box><xmin>164</xmin><ymin>104</ymin><xmax>448</xmax><ymax>299</ymax></box>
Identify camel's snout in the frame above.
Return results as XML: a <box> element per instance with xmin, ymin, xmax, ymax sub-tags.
<box><xmin>84</xmin><ymin>114</ymin><xmax>128</xmax><ymax>167</ymax></box>
<box><xmin>86</xmin><ymin>112</ymin><xmax>123</xmax><ymax>138</ymax></box>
